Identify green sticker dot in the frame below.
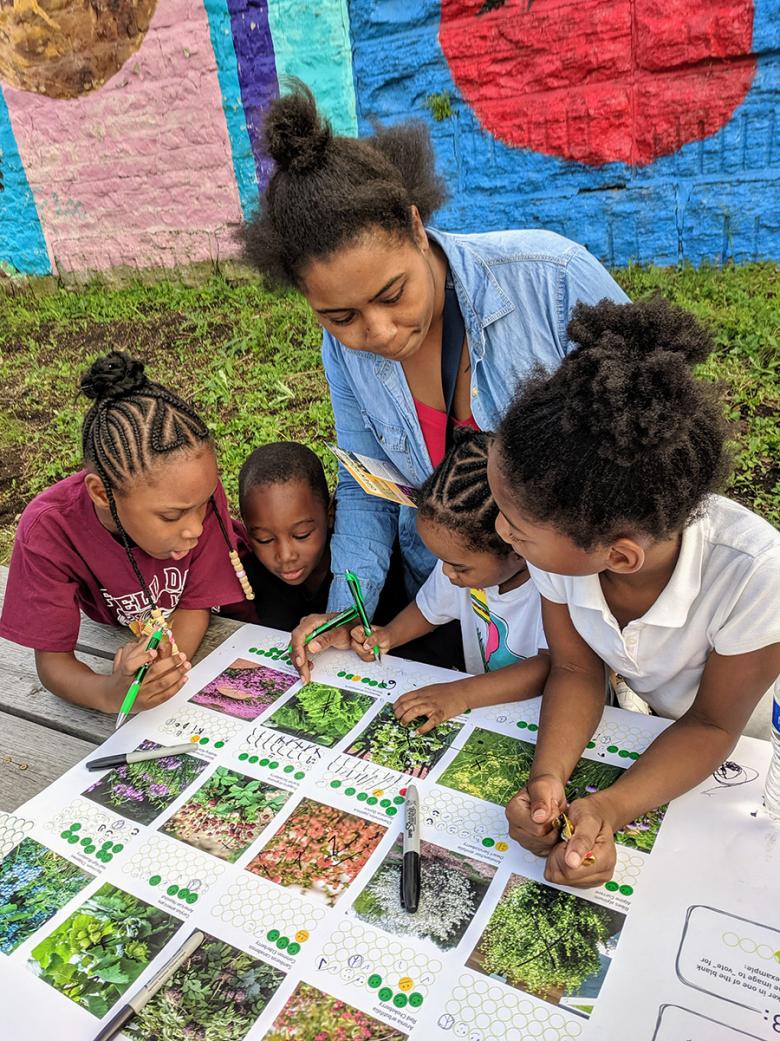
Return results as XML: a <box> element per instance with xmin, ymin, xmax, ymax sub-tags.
<box><xmin>369</xmin><ymin>679</ymin><xmax>378</xmax><ymax>687</ymax></box>
<box><xmin>586</xmin><ymin>741</ymin><xmax>596</xmax><ymax>749</ymax></box>
<box><xmin>187</xmin><ymin>893</ymin><xmax>198</xmax><ymax>904</ymax></box>
<box><xmin>214</xmin><ymin>741</ymin><xmax>225</xmax><ymax>749</ymax></box>
<box><xmin>259</xmin><ymin>758</ymin><xmax>269</xmax><ymax>766</ymax></box>
<box><xmin>368</xmin><ymin>974</ymin><xmax>382</xmax><ymax>989</ymax></box>
<box><xmin>386</xmin><ymin>807</ymin><xmax>398</xmax><ymax>817</ymax></box>
<box><xmin>482</xmin><ymin>837</ymin><xmax>495</xmax><ymax>848</ymax></box>
<box><xmin>330</xmin><ymin>780</ymin><xmax>342</xmax><ymax>789</ymax></box>
<box><xmin>238</xmin><ymin>752</ymin><xmax>249</xmax><ymax>761</ymax></box>
<box><xmin>85</xmin><ymin>844</ymin><xmax>96</xmax><ymax>854</ymax></box>
<box><xmin>380</xmin><ymin>798</ymin><xmax>391</xmax><ymax>807</ymax></box>
<box><xmin>294</xmin><ymin>771</ymin><xmax>305</xmax><ymax>780</ymax></box>
<box><xmin>605</xmin><ymin>881</ymin><xmax>619</xmax><ymax>892</ymax></box>
<box><xmin>345</xmin><ymin>787</ymin><xmax>356</xmax><ymax>796</ymax></box>
<box><xmin>101</xmin><ymin>840</ymin><xmax>113</xmax><ymax>850</ymax></box>
<box><xmin>607</xmin><ymin>744</ymin><xmax>619</xmax><ymax>754</ymax></box>
<box><xmin>267</xmin><ymin>929</ymin><xmax>280</xmax><ymax>942</ymax></box>
<box><xmin>629</xmin><ymin>752</ymin><xmax>640</xmax><ymax>760</ymax></box>
<box><xmin>393</xmin><ymin>795</ymin><xmax>405</xmax><ymax>805</ymax></box>
<box><xmin>338</xmin><ymin>671</ymin><xmax>346</xmax><ymax>678</ymax></box>
<box><xmin>112</xmin><ymin>843</ymin><xmax>124</xmax><ymax>853</ymax></box>
<box><xmin>178</xmin><ymin>888</ymin><xmax>190</xmax><ymax>900</ymax></box>
<box><xmin>248</xmin><ymin>647</ymin><xmax>257</xmax><ymax>654</ymax></box>
<box><xmin>80</xmin><ymin>837</ymin><xmax>91</xmax><ymax>847</ymax></box>
<box><xmin>149</xmin><ymin>875</ymin><xmax>161</xmax><ymax>886</ymax></box>
<box><xmin>287</xmin><ymin>942</ymin><xmax>301</xmax><ymax>955</ymax></box>
<box><xmin>60</xmin><ymin>830</ymin><xmax>72</xmax><ymax>840</ymax></box>
<box><xmin>70</xmin><ymin>822</ymin><xmax>81</xmax><ymax>831</ymax></box>
<box><xmin>269</xmin><ymin>761</ymin><xmax>279</xmax><ymax>769</ymax></box>
<box><xmin>378</xmin><ymin>987</ymin><xmax>393</xmax><ymax>1003</ymax></box>
<box><xmin>362</xmin><ymin>677</ymin><xmax>371</xmax><ymax>684</ymax></box>
<box><xmin>367</xmin><ymin>796</ymin><xmax>378</xmax><ymax>806</ymax></box>
<box><xmin>357</xmin><ymin>792</ymin><xmax>368</xmax><ymax>801</ymax></box>
<box><xmin>276</xmin><ymin>936</ymin><xmax>289</xmax><ymax>949</ymax></box>
<box><xmin>283</xmin><ymin>765</ymin><xmax>295</xmax><ymax>774</ymax></box>
<box><xmin>527</xmin><ymin>723</ymin><xmax>538</xmax><ymax>732</ymax></box>
<box><xmin>618</xmin><ymin>749</ymin><xmax>629</xmax><ymax>758</ymax></box>
<box><xmin>619</xmin><ymin>884</ymin><xmax>634</xmax><ymax>896</ymax></box>
<box><xmin>199</xmin><ymin>737</ymin><xmax>209</xmax><ymax>745</ymax></box>
<box><xmin>409</xmin><ymin>993</ymin><xmax>424</xmax><ymax>1008</ymax></box>
<box><xmin>68</xmin><ymin>834</ymin><xmax>80</xmax><ymax>845</ymax></box>
<box><xmin>167</xmin><ymin>885</ymin><xmax>179</xmax><ymax>896</ymax></box>
<box><xmin>249</xmin><ymin>756</ymin><xmax>259</xmax><ymax>765</ymax></box>
<box><xmin>516</xmin><ymin>721</ymin><xmax>528</xmax><ymax>729</ymax></box>
<box><xmin>393</xmin><ymin>993</ymin><xmax>408</xmax><ymax>1008</ymax></box>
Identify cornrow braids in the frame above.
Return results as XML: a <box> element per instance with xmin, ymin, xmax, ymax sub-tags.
<box><xmin>495</xmin><ymin>297</ymin><xmax>731</xmax><ymax>549</ymax></box>
<box><xmin>416</xmin><ymin>428</ymin><xmax>512</xmax><ymax>557</ymax></box>
<box><xmin>80</xmin><ymin>351</ymin><xmax>253</xmax><ymax>612</ymax></box>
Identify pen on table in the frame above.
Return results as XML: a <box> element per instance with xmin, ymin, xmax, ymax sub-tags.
<box><xmin>92</xmin><ymin>929</ymin><xmax>205</xmax><ymax>1041</ymax></box>
<box><xmin>345</xmin><ymin>569</ymin><xmax>381</xmax><ymax>662</ymax></box>
<box><xmin>284</xmin><ymin>606</ymin><xmax>359</xmax><ymax>655</ymax></box>
<box><xmin>115</xmin><ymin>628</ymin><xmax>164</xmax><ymax>731</ymax></box>
<box><xmin>400</xmin><ymin>783</ymin><xmax>421</xmax><ymax>913</ymax></box>
<box><xmin>86</xmin><ymin>742</ymin><xmax>197</xmax><ymax>772</ymax></box>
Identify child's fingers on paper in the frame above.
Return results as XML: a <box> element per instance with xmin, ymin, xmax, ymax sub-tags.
<box><xmin>415</xmin><ymin>713</ymin><xmax>442</xmax><ymax>735</ymax></box>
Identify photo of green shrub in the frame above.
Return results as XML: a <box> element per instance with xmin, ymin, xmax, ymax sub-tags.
<box><xmin>264</xmin><ymin>682</ymin><xmax>374</xmax><ymax>747</ymax></box>
<box><xmin>125</xmin><ymin>931</ymin><xmax>285</xmax><ymax>1041</ymax></box>
<box><xmin>81</xmin><ymin>739</ymin><xmax>208</xmax><ymax>826</ymax></box>
<box><xmin>264</xmin><ymin>981</ymin><xmax>408</xmax><ymax>1041</ymax></box>
<box><xmin>0</xmin><ymin>838</ymin><xmax>93</xmax><ymax>954</ymax></box>
<box><xmin>160</xmin><ymin>768</ymin><xmax>290</xmax><ymax>862</ymax></box>
<box><xmin>345</xmin><ymin>702</ymin><xmax>462</xmax><ymax>778</ymax></box>
<box><xmin>352</xmin><ymin>837</ymin><xmax>495</xmax><ymax>950</ymax></box>
<box><xmin>29</xmin><ymin>883</ymin><xmax>180</xmax><ymax>1018</ymax></box>
<box><xmin>467</xmin><ymin>874</ymin><xmax>625</xmax><ymax>1017</ymax></box>
<box><xmin>437</xmin><ymin>729</ymin><xmax>666</xmax><ymax>851</ymax></box>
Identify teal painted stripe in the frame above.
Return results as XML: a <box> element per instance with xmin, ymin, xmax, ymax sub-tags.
<box><xmin>203</xmin><ymin>0</ymin><xmax>259</xmax><ymax>218</ymax></box>
<box><xmin>0</xmin><ymin>89</ymin><xmax>50</xmax><ymax>275</ymax></box>
<box><xmin>268</xmin><ymin>0</ymin><xmax>357</xmax><ymax>136</ymax></box>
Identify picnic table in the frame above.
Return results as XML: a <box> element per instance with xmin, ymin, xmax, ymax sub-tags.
<box><xmin>0</xmin><ymin>565</ymin><xmax>242</xmax><ymax>811</ymax></box>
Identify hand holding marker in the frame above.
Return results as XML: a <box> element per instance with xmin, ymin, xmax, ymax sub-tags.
<box><xmin>115</xmin><ymin>628</ymin><xmax>164</xmax><ymax>731</ymax></box>
<box><xmin>284</xmin><ymin>606</ymin><xmax>359</xmax><ymax>656</ymax></box>
<box><xmin>345</xmin><ymin>570</ymin><xmax>381</xmax><ymax>662</ymax></box>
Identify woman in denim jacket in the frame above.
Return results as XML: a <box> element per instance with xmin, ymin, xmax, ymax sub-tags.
<box><xmin>242</xmin><ymin>82</ymin><xmax>628</xmax><ymax>665</ymax></box>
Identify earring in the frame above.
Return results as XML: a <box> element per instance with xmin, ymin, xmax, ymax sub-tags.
<box><xmin>229</xmin><ymin>549</ymin><xmax>255</xmax><ymax>601</ymax></box>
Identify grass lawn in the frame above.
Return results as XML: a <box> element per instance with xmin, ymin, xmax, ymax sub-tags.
<box><xmin>0</xmin><ymin>264</ymin><xmax>777</xmax><ymax>563</ymax></box>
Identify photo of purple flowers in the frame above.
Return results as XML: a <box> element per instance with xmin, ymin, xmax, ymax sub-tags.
<box><xmin>189</xmin><ymin>657</ymin><xmax>298</xmax><ymax>721</ymax></box>
<box><xmin>81</xmin><ymin>740</ymin><xmax>209</xmax><ymax>826</ymax></box>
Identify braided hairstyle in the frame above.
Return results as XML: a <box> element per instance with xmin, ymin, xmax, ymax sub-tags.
<box><xmin>241</xmin><ymin>79</ymin><xmax>448</xmax><ymax>287</ymax></box>
<box><xmin>416</xmin><ymin>428</ymin><xmax>512</xmax><ymax>557</ymax></box>
<box><xmin>80</xmin><ymin>351</ymin><xmax>248</xmax><ymax>609</ymax></box>
<box><xmin>495</xmin><ymin>296</ymin><xmax>731</xmax><ymax>549</ymax></box>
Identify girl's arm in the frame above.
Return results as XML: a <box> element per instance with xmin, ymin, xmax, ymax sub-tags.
<box><xmin>393</xmin><ymin>652</ymin><xmax>551</xmax><ymax>735</ymax></box>
<box><xmin>168</xmin><ymin>608</ymin><xmax>211</xmax><ymax>660</ymax></box>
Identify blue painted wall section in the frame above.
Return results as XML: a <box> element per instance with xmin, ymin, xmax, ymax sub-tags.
<box><xmin>0</xmin><ymin>89</ymin><xmax>49</xmax><ymax>276</ymax></box>
<box><xmin>348</xmin><ymin>0</ymin><xmax>780</xmax><ymax>266</ymax></box>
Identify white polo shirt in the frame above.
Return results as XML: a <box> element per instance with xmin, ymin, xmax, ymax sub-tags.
<box><xmin>528</xmin><ymin>495</ymin><xmax>780</xmax><ymax>719</ymax></box>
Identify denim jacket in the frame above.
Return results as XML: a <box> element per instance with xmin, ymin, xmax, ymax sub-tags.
<box><xmin>324</xmin><ymin>227</ymin><xmax>629</xmax><ymax>616</ymax></box>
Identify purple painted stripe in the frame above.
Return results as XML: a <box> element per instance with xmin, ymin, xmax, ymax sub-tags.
<box><xmin>226</xmin><ymin>0</ymin><xmax>279</xmax><ymax>188</ymax></box>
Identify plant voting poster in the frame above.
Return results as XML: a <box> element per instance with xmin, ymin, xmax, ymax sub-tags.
<box><xmin>1</xmin><ymin>624</ymin><xmax>777</xmax><ymax>1041</ymax></box>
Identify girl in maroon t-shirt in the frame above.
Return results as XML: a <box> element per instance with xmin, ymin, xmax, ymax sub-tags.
<box><xmin>0</xmin><ymin>352</ymin><xmax>252</xmax><ymax>716</ymax></box>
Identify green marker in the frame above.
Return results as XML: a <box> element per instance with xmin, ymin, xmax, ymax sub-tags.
<box><xmin>115</xmin><ymin>629</ymin><xmax>164</xmax><ymax>731</ymax></box>
<box><xmin>284</xmin><ymin>606</ymin><xmax>359</xmax><ymax>656</ymax></box>
<box><xmin>345</xmin><ymin>570</ymin><xmax>381</xmax><ymax>662</ymax></box>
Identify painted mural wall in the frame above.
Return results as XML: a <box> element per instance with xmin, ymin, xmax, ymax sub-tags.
<box><xmin>0</xmin><ymin>0</ymin><xmax>776</xmax><ymax>277</ymax></box>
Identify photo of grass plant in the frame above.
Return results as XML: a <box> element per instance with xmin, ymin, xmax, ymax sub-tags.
<box><xmin>160</xmin><ymin>768</ymin><xmax>290</xmax><ymax>862</ymax></box>
<box><xmin>0</xmin><ymin>838</ymin><xmax>93</xmax><ymax>954</ymax></box>
<box><xmin>352</xmin><ymin>837</ymin><xmax>495</xmax><ymax>950</ymax></box>
<box><xmin>263</xmin><ymin>981</ymin><xmax>408</xmax><ymax>1041</ymax></box>
<box><xmin>467</xmin><ymin>874</ymin><xmax>625</xmax><ymax>1017</ymax></box>
<box><xmin>189</xmin><ymin>657</ymin><xmax>298</xmax><ymax>721</ymax></box>
<box><xmin>263</xmin><ymin>681</ymin><xmax>374</xmax><ymax>747</ymax></box>
<box><xmin>81</xmin><ymin>740</ymin><xmax>208</xmax><ymax>826</ymax></box>
<box><xmin>125</xmin><ymin>931</ymin><xmax>285</xmax><ymax>1041</ymax></box>
<box><xmin>29</xmin><ymin>883</ymin><xmax>179</xmax><ymax>1018</ymax></box>
<box><xmin>246</xmin><ymin>798</ymin><xmax>386</xmax><ymax>907</ymax></box>
<box><xmin>345</xmin><ymin>702</ymin><xmax>462</xmax><ymax>778</ymax></box>
<box><xmin>437</xmin><ymin>730</ymin><xmax>666</xmax><ymax>851</ymax></box>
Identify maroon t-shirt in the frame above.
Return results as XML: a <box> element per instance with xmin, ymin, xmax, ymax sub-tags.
<box><xmin>0</xmin><ymin>471</ymin><xmax>245</xmax><ymax>652</ymax></box>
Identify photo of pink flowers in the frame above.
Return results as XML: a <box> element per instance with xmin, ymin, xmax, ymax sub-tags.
<box><xmin>160</xmin><ymin>768</ymin><xmax>291</xmax><ymax>863</ymax></box>
<box><xmin>81</xmin><ymin>740</ymin><xmax>208</xmax><ymax>826</ymax></box>
<box><xmin>189</xmin><ymin>657</ymin><xmax>298</xmax><ymax>721</ymax></box>
<box><xmin>263</xmin><ymin>981</ymin><xmax>407</xmax><ymax>1041</ymax></box>
<box><xmin>246</xmin><ymin>798</ymin><xmax>386</xmax><ymax>907</ymax></box>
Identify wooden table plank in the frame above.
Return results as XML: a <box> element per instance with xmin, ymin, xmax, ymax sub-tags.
<box><xmin>0</xmin><ymin>714</ymin><xmax>96</xmax><ymax>812</ymax></box>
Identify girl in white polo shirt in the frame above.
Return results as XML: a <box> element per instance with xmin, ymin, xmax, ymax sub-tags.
<box><xmin>487</xmin><ymin>296</ymin><xmax>780</xmax><ymax>889</ymax></box>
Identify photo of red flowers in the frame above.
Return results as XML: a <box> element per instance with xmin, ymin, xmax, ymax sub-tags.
<box><xmin>263</xmin><ymin>981</ymin><xmax>407</xmax><ymax>1041</ymax></box>
<box><xmin>245</xmin><ymin>798</ymin><xmax>386</xmax><ymax>907</ymax></box>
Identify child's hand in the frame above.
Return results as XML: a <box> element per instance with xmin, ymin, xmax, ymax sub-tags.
<box><xmin>110</xmin><ymin>635</ymin><xmax>190</xmax><ymax>711</ymax></box>
<box><xmin>393</xmin><ymin>682</ymin><xmax>469</xmax><ymax>734</ymax></box>
<box><xmin>505</xmin><ymin>775</ymin><xmax>568</xmax><ymax>856</ymax></box>
<box><xmin>542</xmin><ymin>795</ymin><xmax>617</xmax><ymax>888</ymax></box>
<box><xmin>290</xmin><ymin>612</ymin><xmax>352</xmax><ymax>682</ymax></box>
<box><xmin>349</xmin><ymin>624</ymin><xmax>393</xmax><ymax>662</ymax></box>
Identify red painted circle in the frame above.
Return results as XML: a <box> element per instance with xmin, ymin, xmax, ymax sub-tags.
<box><xmin>439</xmin><ymin>0</ymin><xmax>756</xmax><ymax>166</ymax></box>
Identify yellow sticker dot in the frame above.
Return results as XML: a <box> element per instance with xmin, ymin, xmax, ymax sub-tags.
<box><xmin>372</xmin><ymin>789</ymin><xmax>384</xmax><ymax>797</ymax></box>
<box><xmin>495</xmin><ymin>841</ymin><xmax>509</xmax><ymax>852</ymax></box>
<box><xmin>189</xmin><ymin>735</ymin><xmax>200</xmax><ymax>743</ymax></box>
<box><xmin>294</xmin><ymin>929</ymin><xmax>310</xmax><ymax>943</ymax></box>
<box><xmin>353</xmin><ymin>675</ymin><xmax>362</xmax><ymax>681</ymax></box>
<box><xmin>398</xmin><ymin>976</ymin><xmax>414</xmax><ymax>992</ymax></box>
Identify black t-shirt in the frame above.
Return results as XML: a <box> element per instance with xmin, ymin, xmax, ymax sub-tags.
<box><xmin>243</xmin><ymin>553</ymin><xmax>332</xmax><ymax>632</ymax></box>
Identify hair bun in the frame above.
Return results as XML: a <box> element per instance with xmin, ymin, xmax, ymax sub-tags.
<box><xmin>80</xmin><ymin>351</ymin><xmax>147</xmax><ymax>401</ymax></box>
<box><xmin>263</xmin><ymin>79</ymin><xmax>332</xmax><ymax>175</ymax></box>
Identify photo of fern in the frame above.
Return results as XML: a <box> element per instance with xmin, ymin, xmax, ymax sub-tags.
<box><xmin>263</xmin><ymin>682</ymin><xmax>374</xmax><ymax>747</ymax></box>
<box><xmin>125</xmin><ymin>931</ymin><xmax>285</xmax><ymax>1041</ymax></box>
<box><xmin>346</xmin><ymin>702</ymin><xmax>462</xmax><ymax>779</ymax></box>
<box><xmin>189</xmin><ymin>657</ymin><xmax>298</xmax><ymax>721</ymax></box>
<box><xmin>438</xmin><ymin>730</ymin><xmax>666</xmax><ymax>851</ymax></box>
<box><xmin>467</xmin><ymin>873</ymin><xmax>625</xmax><ymax>1018</ymax></box>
